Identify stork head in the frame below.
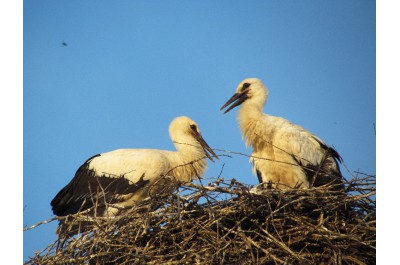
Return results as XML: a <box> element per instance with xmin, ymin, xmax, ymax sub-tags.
<box><xmin>220</xmin><ymin>78</ymin><xmax>268</xmax><ymax>114</ymax></box>
<box><xmin>169</xmin><ymin>116</ymin><xmax>219</xmax><ymax>162</ymax></box>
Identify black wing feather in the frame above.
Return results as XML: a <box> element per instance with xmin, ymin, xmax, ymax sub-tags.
<box><xmin>51</xmin><ymin>154</ymin><xmax>150</xmax><ymax>216</ymax></box>
<box><xmin>255</xmin><ymin>168</ymin><xmax>263</xmax><ymax>183</ymax></box>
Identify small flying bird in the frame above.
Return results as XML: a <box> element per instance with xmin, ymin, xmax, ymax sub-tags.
<box><xmin>51</xmin><ymin>116</ymin><xmax>218</xmax><ymax>233</ymax></box>
<box><xmin>62</xmin><ymin>42</ymin><xmax>67</xmax><ymax>46</ymax></box>
<box><xmin>220</xmin><ymin>78</ymin><xmax>344</xmax><ymax>190</ymax></box>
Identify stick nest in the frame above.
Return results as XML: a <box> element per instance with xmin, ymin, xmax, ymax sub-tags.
<box><xmin>25</xmin><ymin>175</ymin><xmax>375</xmax><ymax>265</ymax></box>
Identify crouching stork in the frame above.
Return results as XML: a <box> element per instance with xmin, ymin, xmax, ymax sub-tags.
<box><xmin>51</xmin><ymin>116</ymin><xmax>218</xmax><ymax>234</ymax></box>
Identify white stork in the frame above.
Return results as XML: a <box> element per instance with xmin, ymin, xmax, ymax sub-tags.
<box><xmin>51</xmin><ymin>116</ymin><xmax>218</xmax><ymax>230</ymax></box>
<box><xmin>220</xmin><ymin>78</ymin><xmax>344</xmax><ymax>190</ymax></box>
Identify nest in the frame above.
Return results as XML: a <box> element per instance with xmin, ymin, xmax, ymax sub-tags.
<box><xmin>25</xmin><ymin>174</ymin><xmax>375</xmax><ymax>265</ymax></box>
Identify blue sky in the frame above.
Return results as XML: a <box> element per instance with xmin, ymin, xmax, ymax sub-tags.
<box><xmin>22</xmin><ymin>0</ymin><xmax>375</xmax><ymax>262</ymax></box>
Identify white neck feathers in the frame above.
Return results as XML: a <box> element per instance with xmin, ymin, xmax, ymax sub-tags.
<box><xmin>167</xmin><ymin>145</ymin><xmax>208</xmax><ymax>183</ymax></box>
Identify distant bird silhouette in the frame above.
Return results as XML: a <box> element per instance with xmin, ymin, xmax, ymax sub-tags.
<box><xmin>221</xmin><ymin>78</ymin><xmax>344</xmax><ymax>190</ymax></box>
<box><xmin>62</xmin><ymin>42</ymin><xmax>67</xmax><ymax>46</ymax></box>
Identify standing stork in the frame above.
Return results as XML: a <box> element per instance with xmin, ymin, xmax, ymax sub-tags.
<box><xmin>51</xmin><ymin>116</ymin><xmax>218</xmax><ymax>233</ymax></box>
<box><xmin>220</xmin><ymin>78</ymin><xmax>344</xmax><ymax>190</ymax></box>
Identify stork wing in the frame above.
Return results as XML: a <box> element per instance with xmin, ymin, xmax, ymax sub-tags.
<box><xmin>51</xmin><ymin>149</ymin><xmax>172</xmax><ymax>216</ymax></box>
<box><xmin>270</xmin><ymin>118</ymin><xmax>343</xmax><ymax>187</ymax></box>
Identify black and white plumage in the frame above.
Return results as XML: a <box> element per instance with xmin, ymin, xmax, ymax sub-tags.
<box><xmin>51</xmin><ymin>116</ymin><xmax>218</xmax><ymax>232</ymax></box>
<box><xmin>220</xmin><ymin>78</ymin><xmax>344</xmax><ymax>190</ymax></box>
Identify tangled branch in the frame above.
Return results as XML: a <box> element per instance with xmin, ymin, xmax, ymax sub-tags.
<box><xmin>25</xmin><ymin>173</ymin><xmax>375</xmax><ymax>265</ymax></box>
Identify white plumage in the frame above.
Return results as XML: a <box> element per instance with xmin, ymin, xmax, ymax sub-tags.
<box><xmin>51</xmin><ymin>116</ymin><xmax>218</xmax><ymax>228</ymax></box>
<box><xmin>221</xmin><ymin>78</ymin><xmax>343</xmax><ymax>190</ymax></box>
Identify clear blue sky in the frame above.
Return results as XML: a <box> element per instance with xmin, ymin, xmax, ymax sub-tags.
<box><xmin>23</xmin><ymin>0</ymin><xmax>375</xmax><ymax>261</ymax></box>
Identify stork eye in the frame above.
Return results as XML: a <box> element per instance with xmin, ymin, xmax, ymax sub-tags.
<box><xmin>190</xmin><ymin>124</ymin><xmax>197</xmax><ymax>131</ymax></box>
<box><xmin>241</xmin><ymin>83</ymin><xmax>251</xmax><ymax>91</ymax></box>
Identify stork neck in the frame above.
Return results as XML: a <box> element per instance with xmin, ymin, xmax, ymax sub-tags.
<box><xmin>169</xmin><ymin>145</ymin><xmax>208</xmax><ymax>183</ymax></box>
<box><xmin>238</xmin><ymin>103</ymin><xmax>264</xmax><ymax>126</ymax></box>
<box><xmin>237</xmin><ymin>104</ymin><xmax>269</xmax><ymax>149</ymax></box>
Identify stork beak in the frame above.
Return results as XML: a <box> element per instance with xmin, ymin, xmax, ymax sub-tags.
<box><xmin>220</xmin><ymin>91</ymin><xmax>248</xmax><ymax>114</ymax></box>
<box><xmin>192</xmin><ymin>131</ymin><xmax>219</xmax><ymax>162</ymax></box>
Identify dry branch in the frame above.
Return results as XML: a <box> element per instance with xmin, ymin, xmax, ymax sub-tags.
<box><xmin>25</xmin><ymin>174</ymin><xmax>375</xmax><ymax>265</ymax></box>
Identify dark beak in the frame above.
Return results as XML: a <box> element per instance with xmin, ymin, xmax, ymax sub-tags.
<box><xmin>220</xmin><ymin>91</ymin><xmax>248</xmax><ymax>114</ymax></box>
<box><xmin>192</xmin><ymin>131</ymin><xmax>219</xmax><ymax>162</ymax></box>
